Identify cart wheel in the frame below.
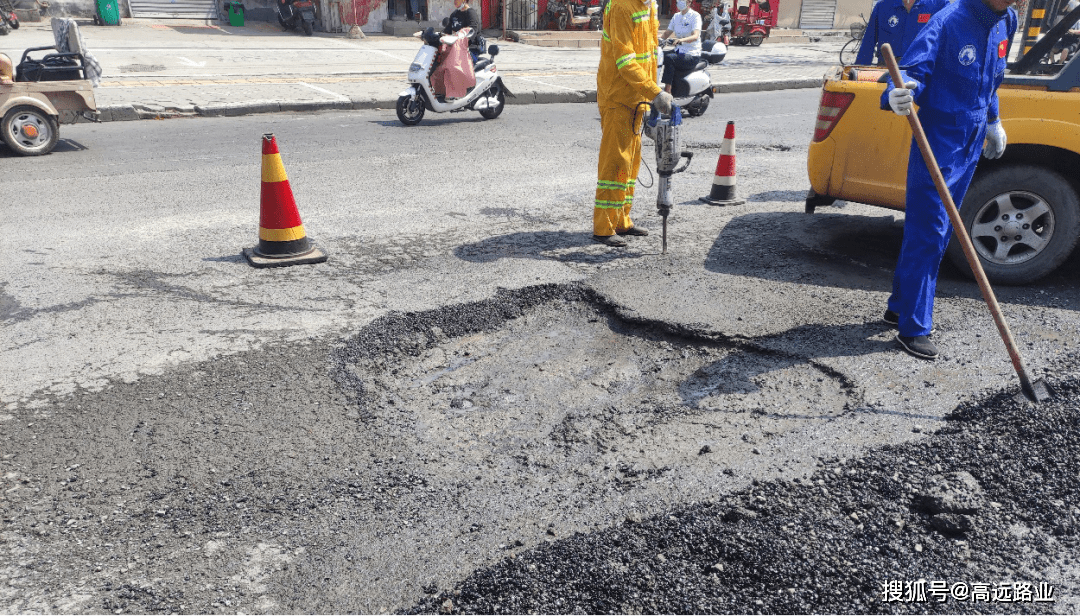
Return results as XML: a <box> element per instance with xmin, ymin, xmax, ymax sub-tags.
<box><xmin>749</xmin><ymin>31</ymin><xmax>763</xmax><ymax>45</ymax></box>
<box><xmin>2</xmin><ymin>105</ymin><xmax>59</xmax><ymax>156</ymax></box>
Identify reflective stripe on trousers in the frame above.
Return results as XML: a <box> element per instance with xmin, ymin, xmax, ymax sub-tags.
<box><xmin>594</xmin><ymin>103</ymin><xmax>645</xmax><ymax>236</ymax></box>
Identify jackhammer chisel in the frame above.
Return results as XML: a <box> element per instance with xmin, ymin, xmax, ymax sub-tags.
<box><xmin>648</xmin><ymin>105</ymin><xmax>693</xmax><ymax>254</ymax></box>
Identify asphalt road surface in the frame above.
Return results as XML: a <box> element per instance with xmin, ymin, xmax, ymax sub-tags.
<box><xmin>3</xmin><ymin>94</ymin><xmax>1080</xmax><ymax>613</ymax></box>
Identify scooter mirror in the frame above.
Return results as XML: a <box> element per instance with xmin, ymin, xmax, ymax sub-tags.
<box><xmin>488</xmin><ymin>44</ymin><xmax>499</xmax><ymax>56</ymax></box>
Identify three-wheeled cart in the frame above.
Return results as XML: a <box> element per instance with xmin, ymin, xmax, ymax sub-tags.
<box><xmin>729</xmin><ymin>0</ymin><xmax>775</xmax><ymax>45</ymax></box>
<box><xmin>0</xmin><ymin>19</ymin><xmax>99</xmax><ymax>156</ymax></box>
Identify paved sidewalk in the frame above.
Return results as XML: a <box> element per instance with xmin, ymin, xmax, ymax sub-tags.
<box><xmin>0</xmin><ymin>17</ymin><xmax>846</xmax><ymax>121</ymax></box>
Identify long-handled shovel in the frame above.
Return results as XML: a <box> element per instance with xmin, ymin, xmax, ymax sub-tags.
<box><xmin>881</xmin><ymin>43</ymin><xmax>1055</xmax><ymax>403</ymax></box>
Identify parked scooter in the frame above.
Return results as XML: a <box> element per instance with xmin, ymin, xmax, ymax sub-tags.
<box><xmin>0</xmin><ymin>0</ymin><xmax>20</xmax><ymax>34</ymax></box>
<box><xmin>276</xmin><ymin>0</ymin><xmax>316</xmax><ymax>36</ymax></box>
<box><xmin>657</xmin><ymin>39</ymin><xmax>713</xmax><ymax>117</ymax></box>
<box><xmin>396</xmin><ymin>26</ymin><xmax>511</xmax><ymax>126</ymax></box>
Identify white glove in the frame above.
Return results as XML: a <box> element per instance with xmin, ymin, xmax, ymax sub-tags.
<box><xmin>888</xmin><ymin>80</ymin><xmax>917</xmax><ymax>116</ymax></box>
<box><xmin>652</xmin><ymin>91</ymin><xmax>673</xmax><ymax>114</ymax></box>
<box><xmin>983</xmin><ymin>120</ymin><xmax>1007</xmax><ymax>159</ymax></box>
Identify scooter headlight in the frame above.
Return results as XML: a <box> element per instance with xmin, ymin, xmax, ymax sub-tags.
<box><xmin>409</xmin><ymin>62</ymin><xmax>423</xmax><ymax>72</ymax></box>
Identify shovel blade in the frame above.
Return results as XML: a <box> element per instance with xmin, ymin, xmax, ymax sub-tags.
<box><xmin>1016</xmin><ymin>379</ymin><xmax>1056</xmax><ymax>404</ymax></box>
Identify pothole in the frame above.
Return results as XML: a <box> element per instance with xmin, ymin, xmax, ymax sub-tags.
<box><xmin>333</xmin><ymin>284</ymin><xmax>853</xmax><ymax>480</ymax></box>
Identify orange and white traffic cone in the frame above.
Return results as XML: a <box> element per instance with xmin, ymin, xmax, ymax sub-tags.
<box><xmin>243</xmin><ymin>133</ymin><xmax>328</xmax><ymax>268</ymax></box>
<box><xmin>699</xmin><ymin>120</ymin><xmax>745</xmax><ymax>207</ymax></box>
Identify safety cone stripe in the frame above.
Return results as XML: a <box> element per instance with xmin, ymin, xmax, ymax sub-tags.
<box><xmin>260</xmin><ymin>181</ymin><xmax>303</xmax><ymax>229</ymax></box>
<box><xmin>713</xmin><ymin>155</ymin><xmax>735</xmax><ymax>177</ymax></box>
<box><xmin>262</xmin><ymin>152</ymin><xmax>289</xmax><ymax>184</ymax></box>
<box><xmin>259</xmin><ymin>224</ymin><xmax>307</xmax><ymax>242</ymax></box>
<box><xmin>712</xmin><ymin>173</ymin><xmax>736</xmax><ymax>186</ymax></box>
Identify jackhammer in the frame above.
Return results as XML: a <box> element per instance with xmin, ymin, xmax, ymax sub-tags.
<box><xmin>647</xmin><ymin>105</ymin><xmax>693</xmax><ymax>253</ymax></box>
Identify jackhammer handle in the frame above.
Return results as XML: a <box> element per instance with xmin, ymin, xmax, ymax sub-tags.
<box><xmin>881</xmin><ymin>43</ymin><xmax>1036</xmax><ymax>394</ymax></box>
<box><xmin>673</xmin><ymin>150</ymin><xmax>693</xmax><ymax>174</ymax></box>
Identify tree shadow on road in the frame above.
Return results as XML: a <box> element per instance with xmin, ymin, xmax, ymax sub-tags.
<box><xmin>455</xmin><ymin>230</ymin><xmax>652</xmax><ymax>264</ymax></box>
<box><xmin>704</xmin><ymin>208</ymin><xmax>1080</xmax><ymax>313</ymax></box>
<box><xmin>674</xmin><ymin>321</ymin><xmax>944</xmax><ymax>422</ymax></box>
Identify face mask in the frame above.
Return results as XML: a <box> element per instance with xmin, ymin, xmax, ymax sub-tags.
<box><xmin>677</xmin><ymin>0</ymin><xmax>687</xmax><ymax>9</ymax></box>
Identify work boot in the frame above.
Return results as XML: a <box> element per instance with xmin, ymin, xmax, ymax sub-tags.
<box><xmin>593</xmin><ymin>234</ymin><xmax>628</xmax><ymax>247</ymax></box>
<box><xmin>617</xmin><ymin>226</ymin><xmax>649</xmax><ymax>236</ymax></box>
<box><xmin>883</xmin><ymin>309</ymin><xmax>935</xmax><ymax>334</ymax></box>
<box><xmin>896</xmin><ymin>334</ymin><xmax>939</xmax><ymax>360</ymax></box>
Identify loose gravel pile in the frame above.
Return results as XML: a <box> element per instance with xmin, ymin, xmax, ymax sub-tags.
<box><xmin>410</xmin><ymin>380</ymin><xmax>1080</xmax><ymax>614</ymax></box>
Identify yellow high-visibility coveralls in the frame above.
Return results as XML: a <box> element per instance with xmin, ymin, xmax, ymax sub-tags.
<box><xmin>594</xmin><ymin>0</ymin><xmax>662</xmax><ymax>237</ymax></box>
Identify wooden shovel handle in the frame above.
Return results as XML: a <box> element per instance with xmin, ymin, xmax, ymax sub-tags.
<box><xmin>880</xmin><ymin>43</ymin><xmax>1037</xmax><ymax>394</ymax></box>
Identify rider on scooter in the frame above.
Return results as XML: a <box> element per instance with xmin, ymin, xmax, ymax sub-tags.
<box><xmin>660</xmin><ymin>0</ymin><xmax>702</xmax><ymax>93</ymax></box>
<box><xmin>443</xmin><ymin>0</ymin><xmax>483</xmax><ymax>62</ymax></box>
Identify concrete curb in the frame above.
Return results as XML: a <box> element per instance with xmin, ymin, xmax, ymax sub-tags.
<box><xmin>93</xmin><ymin>79</ymin><xmax>821</xmax><ymax>122</ymax></box>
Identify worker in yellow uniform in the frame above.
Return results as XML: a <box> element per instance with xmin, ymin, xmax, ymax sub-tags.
<box><xmin>593</xmin><ymin>0</ymin><xmax>674</xmax><ymax>247</ymax></box>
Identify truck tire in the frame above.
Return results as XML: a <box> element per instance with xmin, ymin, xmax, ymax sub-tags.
<box><xmin>946</xmin><ymin>164</ymin><xmax>1080</xmax><ymax>285</ymax></box>
<box><xmin>2</xmin><ymin>105</ymin><xmax>59</xmax><ymax>156</ymax></box>
<box><xmin>748</xmin><ymin>31</ymin><xmax>764</xmax><ymax>46</ymax></box>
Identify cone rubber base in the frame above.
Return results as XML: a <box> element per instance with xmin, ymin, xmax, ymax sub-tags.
<box><xmin>243</xmin><ymin>246</ymin><xmax>328</xmax><ymax>268</ymax></box>
<box><xmin>699</xmin><ymin>196</ymin><xmax>746</xmax><ymax>207</ymax></box>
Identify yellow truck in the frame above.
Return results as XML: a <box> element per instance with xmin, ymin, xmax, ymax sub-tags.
<box><xmin>805</xmin><ymin>6</ymin><xmax>1080</xmax><ymax>285</ymax></box>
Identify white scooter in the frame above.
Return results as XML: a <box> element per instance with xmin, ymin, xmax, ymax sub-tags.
<box><xmin>396</xmin><ymin>27</ymin><xmax>511</xmax><ymax>126</ymax></box>
<box><xmin>657</xmin><ymin>40</ymin><xmax>714</xmax><ymax>117</ymax></box>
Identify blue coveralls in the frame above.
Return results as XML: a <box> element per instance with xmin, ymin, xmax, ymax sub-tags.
<box><xmin>855</xmin><ymin>0</ymin><xmax>950</xmax><ymax>65</ymax></box>
<box><xmin>880</xmin><ymin>0</ymin><xmax>1016</xmax><ymax>338</ymax></box>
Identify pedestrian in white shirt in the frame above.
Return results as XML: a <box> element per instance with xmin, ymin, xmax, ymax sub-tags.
<box><xmin>660</xmin><ymin>0</ymin><xmax>702</xmax><ymax>93</ymax></box>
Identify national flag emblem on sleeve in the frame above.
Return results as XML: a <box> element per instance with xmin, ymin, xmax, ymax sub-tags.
<box><xmin>917</xmin><ymin>12</ymin><xmax>930</xmax><ymax>22</ymax></box>
<box><xmin>999</xmin><ymin>39</ymin><xmax>1008</xmax><ymax>57</ymax></box>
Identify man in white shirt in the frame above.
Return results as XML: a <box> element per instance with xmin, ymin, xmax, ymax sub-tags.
<box><xmin>660</xmin><ymin>0</ymin><xmax>702</xmax><ymax>92</ymax></box>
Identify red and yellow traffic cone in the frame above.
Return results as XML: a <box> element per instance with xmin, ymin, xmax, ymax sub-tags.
<box><xmin>243</xmin><ymin>133</ymin><xmax>328</xmax><ymax>268</ymax></box>
<box><xmin>699</xmin><ymin>120</ymin><xmax>745</xmax><ymax>207</ymax></box>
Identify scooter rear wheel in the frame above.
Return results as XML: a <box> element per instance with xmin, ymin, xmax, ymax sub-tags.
<box><xmin>478</xmin><ymin>88</ymin><xmax>505</xmax><ymax>120</ymax></box>
<box><xmin>396</xmin><ymin>93</ymin><xmax>425</xmax><ymax>126</ymax></box>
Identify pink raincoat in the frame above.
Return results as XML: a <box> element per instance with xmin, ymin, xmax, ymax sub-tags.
<box><xmin>431</xmin><ymin>34</ymin><xmax>476</xmax><ymax>99</ymax></box>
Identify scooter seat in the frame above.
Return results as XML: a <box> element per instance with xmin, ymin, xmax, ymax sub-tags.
<box><xmin>694</xmin><ymin>59</ymin><xmax>709</xmax><ymax>71</ymax></box>
<box><xmin>474</xmin><ymin>58</ymin><xmax>493</xmax><ymax>71</ymax></box>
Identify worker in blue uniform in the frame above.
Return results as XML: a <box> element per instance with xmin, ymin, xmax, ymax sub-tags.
<box><xmin>855</xmin><ymin>0</ymin><xmax>950</xmax><ymax>65</ymax></box>
<box><xmin>880</xmin><ymin>0</ymin><xmax>1017</xmax><ymax>359</ymax></box>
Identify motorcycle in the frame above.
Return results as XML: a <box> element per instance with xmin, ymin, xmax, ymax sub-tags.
<box><xmin>0</xmin><ymin>0</ymin><xmax>20</xmax><ymax>34</ymax></box>
<box><xmin>703</xmin><ymin>3</ymin><xmax>730</xmax><ymax>45</ymax></box>
<box><xmin>396</xmin><ymin>26</ymin><xmax>511</xmax><ymax>126</ymax></box>
<box><xmin>657</xmin><ymin>39</ymin><xmax>713</xmax><ymax>117</ymax></box>
<box><xmin>539</xmin><ymin>0</ymin><xmax>602</xmax><ymax>30</ymax></box>
<box><xmin>276</xmin><ymin>0</ymin><xmax>317</xmax><ymax>36</ymax></box>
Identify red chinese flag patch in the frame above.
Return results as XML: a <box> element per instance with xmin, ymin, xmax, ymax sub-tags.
<box><xmin>998</xmin><ymin>39</ymin><xmax>1007</xmax><ymax>57</ymax></box>
<box><xmin>917</xmin><ymin>12</ymin><xmax>930</xmax><ymax>22</ymax></box>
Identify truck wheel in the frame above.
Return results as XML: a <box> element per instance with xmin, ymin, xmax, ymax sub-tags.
<box><xmin>2</xmin><ymin>105</ymin><xmax>59</xmax><ymax>156</ymax></box>
<box><xmin>748</xmin><ymin>31</ymin><xmax>764</xmax><ymax>46</ymax></box>
<box><xmin>946</xmin><ymin>165</ymin><xmax>1080</xmax><ymax>285</ymax></box>
<box><xmin>396</xmin><ymin>93</ymin><xmax>425</xmax><ymax>126</ymax></box>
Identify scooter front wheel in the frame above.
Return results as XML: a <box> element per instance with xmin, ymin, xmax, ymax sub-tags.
<box><xmin>396</xmin><ymin>93</ymin><xmax>425</xmax><ymax>126</ymax></box>
<box><xmin>302</xmin><ymin>19</ymin><xmax>313</xmax><ymax>35</ymax></box>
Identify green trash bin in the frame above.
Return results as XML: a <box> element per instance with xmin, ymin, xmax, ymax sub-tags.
<box><xmin>93</xmin><ymin>0</ymin><xmax>122</xmax><ymax>25</ymax></box>
<box><xmin>226</xmin><ymin>1</ymin><xmax>244</xmax><ymax>26</ymax></box>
